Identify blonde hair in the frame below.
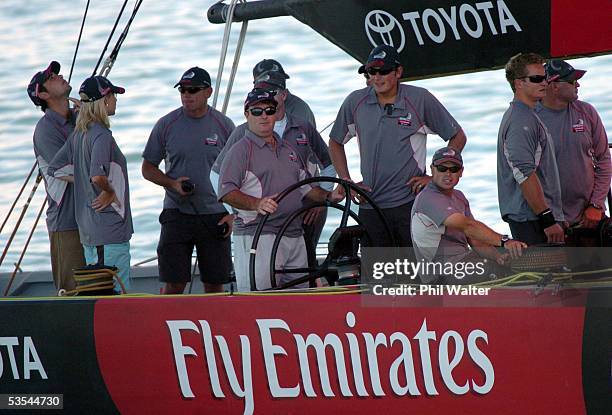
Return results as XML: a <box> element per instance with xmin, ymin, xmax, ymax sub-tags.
<box><xmin>75</xmin><ymin>94</ymin><xmax>110</xmax><ymax>132</ymax></box>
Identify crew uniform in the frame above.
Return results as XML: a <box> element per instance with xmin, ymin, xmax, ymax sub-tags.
<box><xmin>49</xmin><ymin>79</ymin><xmax>133</xmax><ymax>291</ymax></box>
<box><xmin>212</xmin><ymin>110</ymin><xmax>333</xmax><ymax>262</ymax></box>
<box><xmin>536</xmin><ymin>100</ymin><xmax>611</xmax><ymax>225</ymax></box>
<box><xmin>28</xmin><ymin>61</ymin><xmax>85</xmax><ymax>291</ymax></box>
<box><xmin>497</xmin><ymin>100</ymin><xmax>564</xmax><ymax>243</ymax></box>
<box><xmin>218</xmin><ymin>130</ymin><xmax>316</xmax><ymax>291</ymax></box>
<box><xmin>142</xmin><ymin>99</ymin><xmax>235</xmax><ymax>286</ymax></box>
<box><xmin>330</xmin><ymin>84</ymin><xmax>461</xmax><ymax>246</ymax></box>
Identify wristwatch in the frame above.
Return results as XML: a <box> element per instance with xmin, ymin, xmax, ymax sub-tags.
<box><xmin>500</xmin><ymin>234</ymin><xmax>510</xmax><ymax>248</ymax></box>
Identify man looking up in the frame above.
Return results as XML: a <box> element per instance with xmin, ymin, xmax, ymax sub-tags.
<box><xmin>329</xmin><ymin>44</ymin><xmax>467</xmax><ymax>247</ymax></box>
<box><xmin>27</xmin><ymin>61</ymin><xmax>85</xmax><ymax>292</ymax></box>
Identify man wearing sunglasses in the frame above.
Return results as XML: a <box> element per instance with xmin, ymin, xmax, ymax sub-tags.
<box><xmin>218</xmin><ymin>89</ymin><xmax>344</xmax><ymax>291</ymax></box>
<box><xmin>141</xmin><ymin>66</ymin><xmax>235</xmax><ymax>294</ymax></box>
<box><xmin>329</xmin><ymin>44</ymin><xmax>467</xmax><ymax>248</ymax></box>
<box><xmin>212</xmin><ymin>70</ymin><xmax>336</xmax><ymax>269</ymax></box>
<box><xmin>412</xmin><ymin>147</ymin><xmax>526</xmax><ymax>284</ymax></box>
<box><xmin>535</xmin><ymin>59</ymin><xmax>611</xmax><ymax>230</ymax></box>
<box><xmin>497</xmin><ymin>53</ymin><xmax>565</xmax><ymax>245</ymax></box>
<box><xmin>27</xmin><ymin>61</ymin><xmax>86</xmax><ymax>292</ymax></box>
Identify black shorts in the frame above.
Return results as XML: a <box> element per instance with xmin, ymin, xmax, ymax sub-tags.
<box><xmin>358</xmin><ymin>201</ymin><xmax>414</xmax><ymax>247</ymax></box>
<box><xmin>157</xmin><ymin>209</ymin><xmax>231</xmax><ymax>284</ymax></box>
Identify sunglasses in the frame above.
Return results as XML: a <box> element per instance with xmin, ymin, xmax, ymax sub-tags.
<box><xmin>435</xmin><ymin>165</ymin><xmax>462</xmax><ymax>173</ymax></box>
<box><xmin>521</xmin><ymin>75</ymin><xmax>547</xmax><ymax>84</ymax></box>
<box><xmin>366</xmin><ymin>67</ymin><xmax>395</xmax><ymax>76</ymax></box>
<box><xmin>247</xmin><ymin>106</ymin><xmax>277</xmax><ymax>117</ymax></box>
<box><xmin>179</xmin><ymin>87</ymin><xmax>206</xmax><ymax>94</ymax></box>
<box><xmin>554</xmin><ymin>79</ymin><xmax>577</xmax><ymax>86</ymax></box>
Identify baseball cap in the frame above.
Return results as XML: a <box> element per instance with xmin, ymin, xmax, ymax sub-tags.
<box><xmin>27</xmin><ymin>61</ymin><xmax>61</xmax><ymax>107</ymax></box>
<box><xmin>545</xmin><ymin>59</ymin><xmax>586</xmax><ymax>82</ymax></box>
<box><xmin>254</xmin><ymin>71</ymin><xmax>286</xmax><ymax>90</ymax></box>
<box><xmin>173</xmin><ymin>67</ymin><xmax>212</xmax><ymax>88</ymax></box>
<box><xmin>244</xmin><ymin>88</ymin><xmax>277</xmax><ymax>110</ymax></box>
<box><xmin>253</xmin><ymin>59</ymin><xmax>290</xmax><ymax>82</ymax></box>
<box><xmin>358</xmin><ymin>44</ymin><xmax>401</xmax><ymax>74</ymax></box>
<box><xmin>432</xmin><ymin>147</ymin><xmax>463</xmax><ymax>167</ymax></box>
<box><xmin>79</xmin><ymin>76</ymin><xmax>125</xmax><ymax>102</ymax></box>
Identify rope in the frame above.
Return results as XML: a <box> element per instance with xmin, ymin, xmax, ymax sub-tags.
<box><xmin>2</xmin><ymin>200</ymin><xmax>47</xmax><ymax>296</ymax></box>
<box><xmin>0</xmin><ymin>161</ymin><xmax>37</xmax><ymax>235</ymax></box>
<box><xmin>60</xmin><ymin>267</ymin><xmax>128</xmax><ymax>296</ymax></box>
<box><xmin>212</xmin><ymin>0</ymin><xmax>249</xmax><ymax>112</ymax></box>
<box><xmin>68</xmin><ymin>0</ymin><xmax>91</xmax><ymax>83</ymax></box>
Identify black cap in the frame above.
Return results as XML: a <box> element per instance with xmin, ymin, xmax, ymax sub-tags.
<box><xmin>79</xmin><ymin>76</ymin><xmax>125</xmax><ymax>102</ymax></box>
<box><xmin>244</xmin><ymin>88</ymin><xmax>277</xmax><ymax>110</ymax></box>
<box><xmin>253</xmin><ymin>71</ymin><xmax>286</xmax><ymax>90</ymax></box>
<box><xmin>545</xmin><ymin>59</ymin><xmax>586</xmax><ymax>82</ymax></box>
<box><xmin>174</xmin><ymin>67</ymin><xmax>212</xmax><ymax>88</ymax></box>
<box><xmin>27</xmin><ymin>61</ymin><xmax>61</xmax><ymax>107</ymax></box>
<box><xmin>253</xmin><ymin>59</ymin><xmax>290</xmax><ymax>82</ymax></box>
<box><xmin>358</xmin><ymin>44</ymin><xmax>401</xmax><ymax>74</ymax></box>
<box><xmin>432</xmin><ymin>147</ymin><xmax>463</xmax><ymax>167</ymax></box>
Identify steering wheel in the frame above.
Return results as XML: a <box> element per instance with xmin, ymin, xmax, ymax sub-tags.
<box><xmin>248</xmin><ymin>177</ymin><xmax>394</xmax><ymax>291</ymax></box>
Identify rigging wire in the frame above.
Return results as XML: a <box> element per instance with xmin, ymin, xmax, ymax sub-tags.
<box><xmin>68</xmin><ymin>0</ymin><xmax>91</xmax><ymax>83</ymax></box>
<box><xmin>92</xmin><ymin>0</ymin><xmax>130</xmax><ymax>76</ymax></box>
<box><xmin>100</xmin><ymin>0</ymin><xmax>144</xmax><ymax>77</ymax></box>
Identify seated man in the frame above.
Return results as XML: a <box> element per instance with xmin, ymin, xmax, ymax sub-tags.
<box><xmin>217</xmin><ymin>89</ymin><xmax>343</xmax><ymax>291</ymax></box>
<box><xmin>411</xmin><ymin>147</ymin><xmax>526</xmax><ymax>284</ymax></box>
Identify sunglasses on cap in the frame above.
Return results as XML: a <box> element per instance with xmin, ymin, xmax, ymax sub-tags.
<box><xmin>435</xmin><ymin>165</ymin><xmax>462</xmax><ymax>173</ymax></box>
<box><xmin>366</xmin><ymin>67</ymin><xmax>395</xmax><ymax>76</ymax></box>
<box><xmin>247</xmin><ymin>106</ymin><xmax>277</xmax><ymax>116</ymax></box>
<box><xmin>554</xmin><ymin>79</ymin><xmax>577</xmax><ymax>86</ymax></box>
<box><xmin>179</xmin><ymin>86</ymin><xmax>206</xmax><ymax>94</ymax></box>
<box><xmin>520</xmin><ymin>75</ymin><xmax>547</xmax><ymax>84</ymax></box>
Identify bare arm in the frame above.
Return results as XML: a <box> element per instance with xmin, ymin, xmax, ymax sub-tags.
<box><xmin>141</xmin><ymin>159</ymin><xmax>189</xmax><ymax>196</ymax></box>
<box><xmin>448</xmin><ymin>128</ymin><xmax>467</xmax><ymax>152</ymax></box>
<box><xmin>444</xmin><ymin>213</ymin><xmax>502</xmax><ymax>246</ymax></box>
<box><xmin>518</xmin><ymin>173</ymin><xmax>549</xmax><ymax>215</ymax></box>
<box><xmin>221</xmin><ymin>190</ymin><xmax>277</xmax><ymax>215</ymax></box>
<box><xmin>328</xmin><ymin>140</ymin><xmax>351</xmax><ymax>180</ymax></box>
<box><xmin>91</xmin><ymin>175</ymin><xmax>117</xmax><ymax>212</ymax></box>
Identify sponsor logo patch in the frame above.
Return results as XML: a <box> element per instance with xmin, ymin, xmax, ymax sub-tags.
<box><xmin>204</xmin><ymin>134</ymin><xmax>218</xmax><ymax>146</ymax></box>
<box><xmin>296</xmin><ymin>134</ymin><xmax>308</xmax><ymax>145</ymax></box>
<box><xmin>572</xmin><ymin>119</ymin><xmax>585</xmax><ymax>133</ymax></box>
<box><xmin>398</xmin><ymin>114</ymin><xmax>412</xmax><ymax>126</ymax></box>
<box><xmin>289</xmin><ymin>151</ymin><xmax>298</xmax><ymax>162</ymax></box>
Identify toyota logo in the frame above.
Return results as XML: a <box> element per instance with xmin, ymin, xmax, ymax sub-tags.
<box><xmin>364</xmin><ymin>10</ymin><xmax>405</xmax><ymax>53</ymax></box>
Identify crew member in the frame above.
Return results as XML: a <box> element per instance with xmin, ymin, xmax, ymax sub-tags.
<box><xmin>142</xmin><ymin>67</ymin><xmax>235</xmax><ymax>294</ymax></box>
<box><xmin>497</xmin><ymin>53</ymin><xmax>564</xmax><ymax>245</ymax></box>
<box><xmin>329</xmin><ymin>44</ymin><xmax>467</xmax><ymax>247</ymax></box>
<box><xmin>218</xmin><ymin>89</ymin><xmax>343</xmax><ymax>291</ymax></box>
<box><xmin>536</xmin><ymin>59</ymin><xmax>611</xmax><ymax>228</ymax></box>
<box><xmin>212</xmin><ymin>70</ymin><xmax>336</xmax><ymax>266</ymax></box>
<box><xmin>28</xmin><ymin>61</ymin><xmax>85</xmax><ymax>291</ymax></box>
<box><xmin>252</xmin><ymin>59</ymin><xmax>316</xmax><ymax>127</ymax></box>
<box><xmin>412</xmin><ymin>147</ymin><xmax>526</xmax><ymax>284</ymax></box>
<box><xmin>49</xmin><ymin>76</ymin><xmax>133</xmax><ymax>292</ymax></box>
